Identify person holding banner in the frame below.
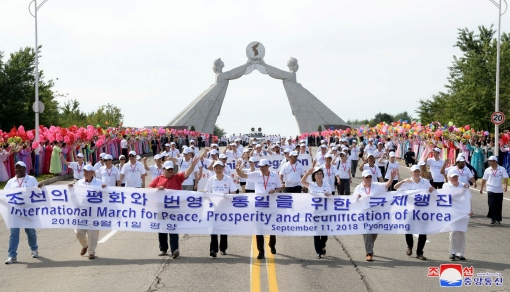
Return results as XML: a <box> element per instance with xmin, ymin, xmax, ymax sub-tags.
<box><xmin>205</xmin><ymin>161</ymin><xmax>238</xmax><ymax>257</ymax></box>
<box><xmin>68</xmin><ymin>164</ymin><xmax>106</xmax><ymax>259</ymax></box>
<box><xmin>236</xmin><ymin>159</ymin><xmax>282</xmax><ymax>259</ymax></box>
<box><xmin>148</xmin><ymin>158</ymin><xmax>200</xmax><ymax>258</ymax></box>
<box><xmin>445</xmin><ymin>168</ymin><xmax>471</xmax><ymax>260</ymax></box>
<box><xmin>4</xmin><ymin>161</ymin><xmax>43</xmax><ymax>265</ymax></box>
<box><xmin>394</xmin><ymin>165</ymin><xmax>435</xmax><ymax>260</ymax></box>
<box><xmin>320</xmin><ymin>154</ymin><xmax>340</xmax><ymax>195</ymax></box>
<box><xmin>359</xmin><ymin>154</ymin><xmax>383</xmax><ymax>183</ymax></box>
<box><xmin>301</xmin><ymin>166</ymin><xmax>332</xmax><ymax>259</ymax></box>
<box><xmin>335</xmin><ymin>151</ymin><xmax>352</xmax><ymax>195</ymax></box>
<box><xmin>96</xmin><ymin>154</ymin><xmax>121</xmax><ymax>187</ymax></box>
<box><xmin>120</xmin><ymin>151</ymin><xmax>147</xmax><ymax>188</ymax></box>
<box><xmin>480</xmin><ymin>156</ymin><xmax>508</xmax><ymax>225</ymax></box>
<box><xmin>279</xmin><ymin>151</ymin><xmax>305</xmax><ymax>193</ymax></box>
<box><xmin>354</xmin><ymin>169</ymin><xmax>397</xmax><ymax>261</ymax></box>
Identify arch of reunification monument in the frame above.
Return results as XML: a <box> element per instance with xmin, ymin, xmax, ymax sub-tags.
<box><xmin>167</xmin><ymin>42</ymin><xmax>348</xmax><ymax>134</ymax></box>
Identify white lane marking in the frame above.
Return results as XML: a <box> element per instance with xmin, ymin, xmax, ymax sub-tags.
<box><xmin>98</xmin><ymin>230</ymin><xmax>118</xmax><ymax>243</ymax></box>
<box><xmin>413</xmin><ymin>234</ymin><xmax>431</xmax><ymax>243</ymax></box>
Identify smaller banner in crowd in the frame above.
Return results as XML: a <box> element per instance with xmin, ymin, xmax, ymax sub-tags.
<box><xmin>197</xmin><ymin>154</ymin><xmax>313</xmax><ymax>191</ymax></box>
<box><xmin>0</xmin><ymin>185</ymin><xmax>470</xmax><ymax>236</ymax></box>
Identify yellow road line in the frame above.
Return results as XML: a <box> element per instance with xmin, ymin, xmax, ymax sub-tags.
<box><xmin>265</xmin><ymin>236</ymin><xmax>279</xmax><ymax>292</ymax></box>
<box><xmin>251</xmin><ymin>235</ymin><xmax>261</xmax><ymax>292</ymax></box>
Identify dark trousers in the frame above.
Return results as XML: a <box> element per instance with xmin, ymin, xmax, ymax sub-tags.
<box><xmin>246</xmin><ymin>189</ymin><xmax>255</xmax><ymax>193</ymax></box>
<box><xmin>158</xmin><ymin>233</ymin><xmax>179</xmax><ymax>253</ymax></box>
<box><xmin>432</xmin><ymin>181</ymin><xmax>444</xmax><ymax>189</ymax></box>
<box><xmin>314</xmin><ymin>236</ymin><xmax>328</xmax><ymax>254</ymax></box>
<box><xmin>210</xmin><ymin>235</ymin><xmax>228</xmax><ymax>252</ymax></box>
<box><xmin>384</xmin><ymin>179</ymin><xmax>397</xmax><ymax>191</ymax></box>
<box><xmin>378</xmin><ymin>166</ymin><xmax>386</xmax><ymax>179</ymax></box>
<box><xmin>487</xmin><ymin>192</ymin><xmax>503</xmax><ymax>221</ymax></box>
<box><xmin>405</xmin><ymin>234</ymin><xmax>427</xmax><ymax>255</ymax></box>
<box><xmin>337</xmin><ymin>179</ymin><xmax>350</xmax><ymax>195</ymax></box>
<box><xmin>152</xmin><ymin>147</ymin><xmax>158</xmax><ymax>156</ymax></box>
<box><xmin>256</xmin><ymin>235</ymin><xmax>276</xmax><ymax>253</ymax></box>
<box><xmin>121</xmin><ymin>148</ymin><xmax>128</xmax><ymax>159</ymax></box>
<box><xmin>284</xmin><ymin>186</ymin><xmax>302</xmax><ymax>193</ymax></box>
<box><xmin>351</xmin><ymin>160</ymin><xmax>358</xmax><ymax>176</ymax></box>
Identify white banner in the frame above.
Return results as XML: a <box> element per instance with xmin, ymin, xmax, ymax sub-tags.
<box><xmin>0</xmin><ymin>185</ymin><xmax>470</xmax><ymax>236</ymax></box>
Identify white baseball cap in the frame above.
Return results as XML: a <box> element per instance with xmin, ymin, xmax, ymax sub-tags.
<box><xmin>183</xmin><ymin>148</ymin><xmax>193</xmax><ymax>154</ymax></box>
<box><xmin>389</xmin><ymin>152</ymin><xmax>396</xmax><ymax>157</ymax></box>
<box><xmin>488</xmin><ymin>155</ymin><xmax>498</xmax><ymax>161</ymax></box>
<box><xmin>154</xmin><ymin>154</ymin><xmax>162</xmax><ymax>160</ymax></box>
<box><xmin>210</xmin><ymin>149</ymin><xmax>219</xmax><ymax>155</ymax></box>
<box><xmin>15</xmin><ymin>161</ymin><xmax>26</xmax><ymax>167</ymax></box>
<box><xmin>163</xmin><ymin>161</ymin><xmax>174</xmax><ymax>169</ymax></box>
<box><xmin>99</xmin><ymin>153</ymin><xmax>107</xmax><ymax>158</ymax></box>
<box><xmin>83</xmin><ymin>164</ymin><xmax>95</xmax><ymax>171</ymax></box>
<box><xmin>104</xmin><ymin>154</ymin><xmax>113</xmax><ymax>160</ymax></box>
<box><xmin>255</xmin><ymin>144</ymin><xmax>262</xmax><ymax>148</ymax></box>
<box><xmin>77</xmin><ymin>153</ymin><xmax>84</xmax><ymax>158</ymax></box>
<box><xmin>433</xmin><ymin>148</ymin><xmax>441</xmax><ymax>153</ymax></box>
<box><xmin>320</xmin><ymin>144</ymin><xmax>328</xmax><ymax>149</ymax></box>
<box><xmin>219</xmin><ymin>154</ymin><xmax>228</xmax><ymax>159</ymax></box>
<box><xmin>283</xmin><ymin>149</ymin><xmax>291</xmax><ymax>154</ymax></box>
<box><xmin>325</xmin><ymin>154</ymin><xmax>334</xmax><ymax>159</ymax></box>
<box><xmin>170</xmin><ymin>142</ymin><xmax>176</xmax><ymax>145</ymax></box>
<box><xmin>165</xmin><ymin>143</ymin><xmax>170</xmax><ymax>147</ymax></box>
<box><xmin>418</xmin><ymin>161</ymin><xmax>426</xmax><ymax>166</ymax></box>
<box><xmin>243</xmin><ymin>149</ymin><xmax>250</xmax><ymax>153</ymax></box>
<box><xmin>362</xmin><ymin>170</ymin><xmax>373</xmax><ymax>177</ymax></box>
<box><xmin>213</xmin><ymin>161</ymin><xmax>224</xmax><ymax>167</ymax></box>
<box><xmin>129</xmin><ymin>151</ymin><xmax>136</xmax><ymax>156</ymax></box>
<box><xmin>160</xmin><ymin>152</ymin><xmax>168</xmax><ymax>157</ymax></box>
<box><xmin>289</xmin><ymin>151</ymin><xmax>299</xmax><ymax>156</ymax></box>
<box><xmin>189</xmin><ymin>139</ymin><xmax>195</xmax><ymax>143</ymax></box>
<box><xmin>368</xmin><ymin>138</ymin><xmax>374</xmax><ymax>142</ymax></box>
<box><xmin>456</xmin><ymin>157</ymin><xmax>465</xmax><ymax>162</ymax></box>
<box><xmin>410</xmin><ymin>165</ymin><xmax>421</xmax><ymax>172</ymax></box>
<box><xmin>248</xmin><ymin>157</ymin><xmax>257</xmax><ymax>163</ymax></box>
<box><xmin>258</xmin><ymin>159</ymin><xmax>270</xmax><ymax>167</ymax></box>
<box><xmin>448</xmin><ymin>169</ymin><xmax>460</xmax><ymax>177</ymax></box>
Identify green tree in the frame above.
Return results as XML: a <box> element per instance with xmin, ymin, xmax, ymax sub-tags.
<box><xmin>59</xmin><ymin>99</ymin><xmax>88</xmax><ymax>127</ymax></box>
<box><xmin>372</xmin><ymin>112</ymin><xmax>394</xmax><ymax>124</ymax></box>
<box><xmin>0</xmin><ymin>47</ymin><xmax>61</xmax><ymax>129</ymax></box>
<box><xmin>393</xmin><ymin>111</ymin><xmax>414</xmax><ymax>122</ymax></box>
<box><xmin>190</xmin><ymin>125</ymin><xmax>196</xmax><ymax>131</ymax></box>
<box><xmin>86</xmin><ymin>103</ymin><xmax>124</xmax><ymax>127</ymax></box>
<box><xmin>318</xmin><ymin>125</ymin><xmax>322</xmax><ymax>131</ymax></box>
<box><xmin>214</xmin><ymin>124</ymin><xmax>226</xmax><ymax>137</ymax></box>
<box><xmin>417</xmin><ymin>26</ymin><xmax>510</xmax><ymax>130</ymax></box>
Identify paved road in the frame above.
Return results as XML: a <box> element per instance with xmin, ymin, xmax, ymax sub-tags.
<box><xmin>0</xmin><ymin>153</ymin><xmax>509</xmax><ymax>292</ymax></box>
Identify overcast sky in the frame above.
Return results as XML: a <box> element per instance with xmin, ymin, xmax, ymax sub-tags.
<box><xmin>1</xmin><ymin>0</ymin><xmax>508</xmax><ymax>137</ymax></box>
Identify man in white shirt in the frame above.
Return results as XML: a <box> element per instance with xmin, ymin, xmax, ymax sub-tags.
<box><xmin>443</xmin><ymin>157</ymin><xmax>475</xmax><ymax>186</ymax></box>
<box><xmin>94</xmin><ymin>153</ymin><xmax>107</xmax><ymax>180</ymax></box>
<box><xmin>205</xmin><ymin>161</ymin><xmax>237</xmax><ymax>257</ymax></box>
<box><xmin>167</xmin><ymin>142</ymin><xmax>180</xmax><ymax>158</ymax></box>
<box><xmin>143</xmin><ymin>155</ymin><xmax>164</xmax><ymax>181</ymax></box>
<box><xmin>236</xmin><ymin>159</ymin><xmax>282</xmax><ymax>259</ymax></box>
<box><xmin>120</xmin><ymin>151</ymin><xmax>147</xmax><ymax>188</ymax></box>
<box><xmin>173</xmin><ymin>147</ymin><xmax>200</xmax><ymax>191</ymax></box>
<box><xmin>96</xmin><ymin>154</ymin><xmax>120</xmax><ymax>187</ymax></box>
<box><xmin>373</xmin><ymin>142</ymin><xmax>386</xmax><ymax>178</ymax></box>
<box><xmin>426</xmin><ymin>148</ymin><xmax>448</xmax><ymax>189</ymax></box>
<box><xmin>349</xmin><ymin>141</ymin><xmax>360</xmax><ymax>177</ymax></box>
<box><xmin>68</xmin><ymin>164</ymin><xmax>106</xmax><ymax>259</ymax></box>
<box><xmin>279</xmin><ymin>151</ymin><xmax>305</xmax><ymax>193</ymax></box>
<box><xmin>4</xmin><ymin>161</ymin><xmax>43</xmax><ymax>265</ymax></box>
<box><xmin>480</xmin><ymin>156</ymin><xmax>508</xmax><ymax>225</ymax></box>
<box><xmin>320</xmin><ymin>154</ymin><xmax>340</xmax><ymax>195</ymax></box>
<box><xmin>364</xmin><ymin>138</ymin><xmax>376</xmax><ymax>156</ymax></box>
<box><xmin>225</xmin><ymin>143</ymin><xmax>242</xmax><ymax>160</ymax></box>
<box><xmin>235</xmin><ymin>138</ymin><xmax>244</xmax><ymax>153</ymax></box>
<box><xmin>315</xmin><ymin>145</ymin><xmax>328</xmax><ymax>166</ymax></box>
<box><xmin>358</xmin><ymin>154</ymin><xmax>383</xmax><ymax>183</ymax></box>
<box><xmin>394</xmin><ymin>165</ymin><xmax>435</xmax><ymax>261</ymax></box>
<box><xmin>251</xmin><ymin>144</ymin><xmax>267</xmax><ymax>158</ymax></box>
<box><xmin>63</xmin><ymin>152</ymin><xmax>86</xmax><ymax>182</ymax></box>
<box><xmin>379</xmin><ymin>152</ymin><xmax>400</xmax><ymax>191</ymax></box>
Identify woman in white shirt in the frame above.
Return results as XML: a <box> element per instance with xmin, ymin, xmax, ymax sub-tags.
<box><xmin>302</xmin><ymin>166</ymin><xmax>332</xmax><ymax>259</ymax></box>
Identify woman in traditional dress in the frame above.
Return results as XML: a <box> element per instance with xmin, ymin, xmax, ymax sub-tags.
<box><xmin>49</xmin><ymin>142</ymin><xmax>63</xmax><ymax>174</ymax></box>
